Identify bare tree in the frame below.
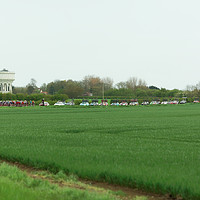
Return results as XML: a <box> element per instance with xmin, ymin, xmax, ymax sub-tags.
<box><xmin>29</xmin><ymin>78</ymin><xmax>37</xmax><ymax>88</ymax></box>
<box><xmin>26</xmin><ymin>78</ymin><xmax>38</xmax><ymax>94</ymax></box>
<box><xmin>186</xmin><ymin>84</ymin><xmax>196</xmax><ymax>91</ymax></box>
<box><xmin>81</xmin><ymin>75</ymin><xmax>102</xmax><ymax>95</ymax></box>
<box><xmin>40</xmin><ymin>83</ymin><xmax>47</xmax><ymax>92</ymax></box>
<box><xmin>125</xmin><ymin>77</ymin><xmax>147</xmax><ymax>90</ymax></box>
<box><xmin>195</xmin><ymin>82</ymin><xmax>200</xmax><ymax>90</ymax></box>
<box><xmin>102</xmin><ymin>77</ymin><xmax>113</xmax><ymax>91</ymax></box>
<box><xmin>138</xmin><ymin>78</ymin><xmax>147</xmax><ymax>87</ymax></box>
<box><xmin>126</xmin><ymin>77</ymin><xmax>138</xmax><ymax>90</ymax></box>
<box><xmin>115</xmin><ymin>81</ymin><xmax>127</xmax><ymax>89</ymax></box>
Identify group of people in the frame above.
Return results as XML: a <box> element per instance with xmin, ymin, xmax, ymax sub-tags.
<box><xmin>0</xmin><ymin>100</ymin><xmax>35</xmax><ymax>107</ymax></box>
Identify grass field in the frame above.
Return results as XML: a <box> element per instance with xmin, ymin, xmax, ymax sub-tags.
<box><xmin>0</xmin><ymin>104</ymin><xmax>200</xmax><ymax>199</ymax></box>
<box><xmin>0</xmin><ymin>162</ymin><xmax>120</xmax><ymax>200</ymax></box>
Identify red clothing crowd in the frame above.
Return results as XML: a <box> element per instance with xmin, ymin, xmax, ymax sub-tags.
<box><xmin>0</xmin><ymin>100</ymin><xmax>35</xmax><ymax>107</ymax></box>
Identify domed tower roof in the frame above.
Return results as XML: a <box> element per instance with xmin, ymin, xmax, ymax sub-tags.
<box><xmin>0</xmin><ymin>68</ymin><xmax>9</xmax><ymax>72</ymax></box>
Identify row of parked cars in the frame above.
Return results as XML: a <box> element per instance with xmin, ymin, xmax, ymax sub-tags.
<box><xmin>111</xmin><ymin>99</ymin><xmax>187</xmax><ymax>106</ymax></box>
<box><xmin>47</xmin><ymin>98</ymin><xmax>199</xmax><ymax>106</ymax></box>
<box><xmin>43</xmin><ymin>100</ymin><xmax>108</xmax><ymax>106</ymax></box>
<box><xmin>141</xmin><ymin>99</ymin><xmax>187</xmax><ymax>105</ymax></box>
<box><xmin>80</xmin><ymin>100</ymin><xmax>109</xmax><ymax>106</ymax></box>
<box><xmin>53</xmin><ymin>101</ymin><xmax>75</xmax><ymax>106</ymax></box>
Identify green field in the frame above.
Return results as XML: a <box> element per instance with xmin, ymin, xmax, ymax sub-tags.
<box><xmin>0</xmin><ymin>162</ymin><xmax>119</xmax><ymax>200</ymax></box>
<box><xmin>1</xmin><ymin>105</ymin><xmax>200</xmax><ymax>199</ymax></box>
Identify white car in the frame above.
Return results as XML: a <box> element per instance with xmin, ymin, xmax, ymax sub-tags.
<box><xmin>80</xmin><ymin>101</ymin><xmax>89</xmax><ymax>106</ymax></box>
<box><xmin>161</xmin><ymin>101</ymin><xmax>168</xmax><ymax>105</ymax></box>
<box><xmin>54</xmin><ymin>101</ymin><xmax>66</xmax><ymax>106</ymax></box>
<box><xmin>141</xmin><ymin>101</ymin><xmax>149</xmax><ymax>105</ymax></box>
<box><xmin>90</xmin><ymin>102</ymin><xmax>99</xmax><ymax>106</ymax></box>
<box><xmin>66</xmin><ymin>101</ymin><xmax>75</xmax><ymax>105</ymax></box>
<box><xmin>90</xmin><ymin>100</ymin><xmax>99</xmax><ymax>106</ymax></box>
<box><xmin>173</xmin><ymin>100</ymin><xmax>179</xmax><ymax>104</ymax></box>
<box><xmin>129</xmin><ymin>101</ymin><xmax>139</xmax><ymax>106</ymax></box>
<box><xmin>120</xmin><ymin>102</ymin><xmax>128</xmax><ymax>106</ymax></box>
<box><xmin>180</xmin><ymin>100</ymin><xmax>186</xmax><ymax>104</ymax></box>
<box><xmin>111</xmin><ymin>102</ymin><xmax>119</xmax><ymax>106</ymax></box>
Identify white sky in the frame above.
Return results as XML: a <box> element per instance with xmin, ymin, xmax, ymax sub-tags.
<box><xmin>0</xmin><ymin>0</ymin><xmax>200</xmax><ymax>89</ymax></box>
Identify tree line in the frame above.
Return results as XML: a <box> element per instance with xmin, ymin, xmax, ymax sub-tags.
<box><xmin>11</xmin><ymin>76</ymin><xmax>200</xmax><ymax>100</ymax></box>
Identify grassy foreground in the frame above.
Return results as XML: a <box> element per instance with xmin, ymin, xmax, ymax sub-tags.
<box><xmin>0</xmin><ymin>105</ymin><xmax>200</xmax><ymax>199</ymax></box>
<box><xmin>0</xmin><ymin>162</ymin><xmax>122</xmax><ymax>200</ymax></box>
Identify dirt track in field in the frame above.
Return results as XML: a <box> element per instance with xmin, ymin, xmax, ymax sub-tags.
<box><xmin>0</xmin><ymin>159</ymin><xmax>182</xmax><ymax>200</ymax></box>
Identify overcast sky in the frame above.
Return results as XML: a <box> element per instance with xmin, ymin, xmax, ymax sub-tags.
<box><xmin>0</xmin><ymin>1</ymin><xmax>200</xmax><ymax>89</ymax></box>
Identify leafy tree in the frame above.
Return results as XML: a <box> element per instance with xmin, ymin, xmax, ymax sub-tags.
<box><xmin>135</xmin><ymin>88</ymin><xmax>148</xmax><ymax>97</ymax></box>
<box><xmin>46</xmin><ymin>80</ymin><xmax>83</xmax><ymax>98</ymax></box>
<box><xmin>47</xmin><ymin>83</ymin><xmax>55</xmax><ymax>95</ymax></box>
<box><xmin>62</xmin><ymin>80</ymin><xmax>83</xmax><ymax>98</ymax></box>
<box><xmin>13</xmin><ymin>87</ymin><xmax>27</xmax><ymax>94</ymax></box>
<box><xmin>27</xmin><ymin>85</ymin><xmax>36</xmax><ymax>94</ymax></box>
<box><xmin>149</xmin><ymin>85</ymin><xmax>160</xmax><ymax>90</ymax></box>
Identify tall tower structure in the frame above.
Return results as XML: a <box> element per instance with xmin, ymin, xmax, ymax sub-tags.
<box><xmin>0</xmin><ymin>69</ymin><xmax>15</xmax><ymax>94</ymax></box>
